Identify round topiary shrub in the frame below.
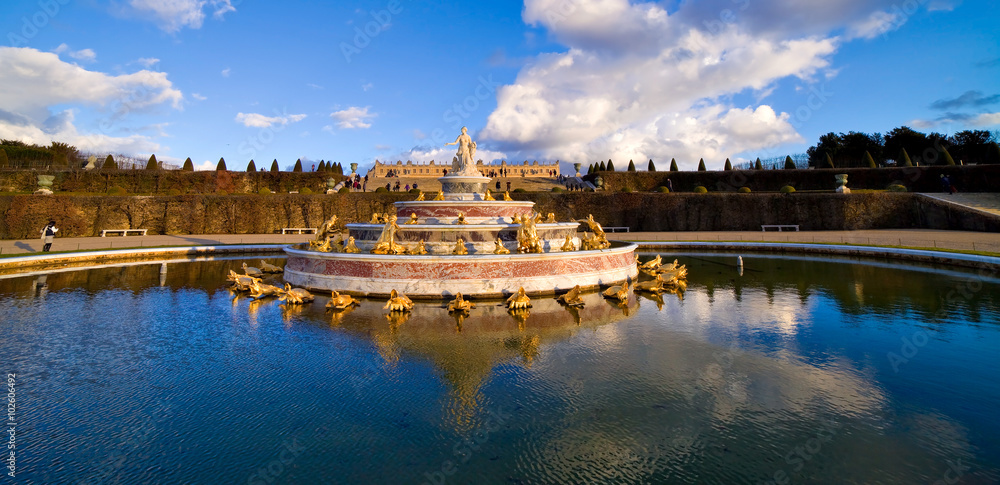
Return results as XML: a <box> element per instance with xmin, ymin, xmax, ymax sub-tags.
<box><xmin>738</xmin><ymin>187</ymin><xmax>751</xmax><ymax>193</ymax></box>
<box><xmin>299</xmin><ymin>187</ymin><xmax>314</xmax><ymax>195</ymax></box>
<box><xmin>780</xmin><ymin>185</ymin><xmax>796</xmax><ymax>194</ymax></box>
<box><xmin>888</xmin><ymin>184</ymin><xmax>908</xmax><ymax>192</ymax></box>
<box><xmin>375</xmin><ymin>187</ymin><xmax>389</xmax><ymax>193</ymax></box>
<box><xmin>107</xmin><ymin>186</ymin><xmax>127</xmax><ymax>196</ymax></box>
<box><xmin>552</xmin><ymin>187</ymin><xmax>564</xmax><ymax>193</ymax></box>
<box><xmin>166</xmin><ymin>188</ymin><xmax>182</xmax><ymax>196</ymax></box>
<box><xmin>656</xmin><ymin>186</ymin><xmax>670</xmax><ymax>193</ymax></box>
<box><xmin>513</xmin><ymin>188</ymin><xmax>526</xmax><ymax>193</ymax></box>
<box><xmin>258</xmin><ymin>188</ymin><xmax>272</xmax><ymax>195</ymax></box>
<box><xmin>693</xmin><ymin>186</ymin><xmax>708</xmax><ymax>194</ymax></box>
<box><xmin>338</xmin><ymin>187</ymin><xmax>351</xmax><ymax>194</ymax></box>
<box><xmin>409</xmin><ymin>188</ymin><xmax>421</xmax><ymax>194</ymax></box>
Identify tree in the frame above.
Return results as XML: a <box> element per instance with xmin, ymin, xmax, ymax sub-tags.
<box><xmin>669</xmin><ymin>159</ymin><xmax>678</xmax><ymax>172</ymax></box>
<box><xmin>607</xmin><ymin>159</ymin><xmax>615</xmax><ymax>171</ymax></box>
<box><xmin>897</xmin><ymin>148</ymin><xmax>912</xmax><ymax>167</ymax></box>
<box><xmin>951</xmin><ymin>130</ymin><xmax>993</xmax><ymax>164</ymax></box>
<box><xmin>271</xmin><ymin>160</ymin><xmax>280</xmax><ymax>172</ymax></box>
<box><xmin>182</xmin><ymin>158</ymin><xmax>194</xmax><ymax>171</ymax></box>
<box><xmin>863</xmin><ymin>151</ymin><xmax>877</xmax><ymax>168</ymax></box>
<box><xmin>724</xmin><ymin>158</ymin><xmax>732</xmax><ymax>171</ymax></box>
<box><xmin>599</xmin><ymin>161</ymin><xmax>606</xmax><ymax>171</ymax></box>
<box><xmin>824</xmin><ymin>153</ymin><xmax>835</xmax><ymax>169</ymax></box>
<box><xmin>986</xmin><ymin>143</ymin><xmax>1000</xmax><ymax>165</ymax></box>
<box><xmin>754</xmin><ymin>158</ymin><xmax>763</xmax><ymax>170</ymax></box>
<box><xmin>647</xmin><ymin>159</ymin><xmax>655</xmax><ymax>171</ymax></box>
<box><xmin>216</xmin><ymin>157</ymin><xmax>227</xmax><ymax>171</ymax></box>
<box><xmin>941</xmin><ymin>147</ymin><xmax>956</xmax><ymax>166</ymax></box>
<box><xmin>102</xmin><ymin>154</ymin><xmax>117</xmax><ymax>171</ymax></box>
<box><xmin>784</xmin><ymin>156</ymin><xmax>796</xmax><ymax>170</ymax></box>
<box><xmin>627</xmin><ymin>160</ymin><xmax>636</xmax><ymax>171</ymax></box>
<box><xmin>697</xmin><ymin>159</ymin><xmax>706</xmax><ymax>171</ymax></box>
<box><xmin>587</xmin><ymin>164</ymin><xmax>594</xmax><ymax>175</ymax></box>
<box><xmin>247</xmin><ymin>159</ymin><xmax>257</xmax><ymax>172</ymax></box>
<box><xmin>146</xmin><ymin>154</ymin><xmax>159</xmax><ymax>170</ymax></box>
<box><xmin>293</xmin><ymin>159</ymin><xmax>303</xmax><ymax>172</ymax></box>
<box><xmin>0</xmin><ymin>148</ymin><xmax>8</xmax><ymax>169</ymax></box>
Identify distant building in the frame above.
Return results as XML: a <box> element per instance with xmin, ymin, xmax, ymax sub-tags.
<box><xmin>366</xmin><ymin>159</ymin><xmax>560</xmax><ymax>178</ymax></box>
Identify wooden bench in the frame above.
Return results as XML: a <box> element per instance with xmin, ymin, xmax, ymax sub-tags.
<box><xmin>605</xmin><ymin>227</ymin><xmax>630</xmax><ymax>233</ymax></box>
<box><xmin>761</xmin><ymin>225</ymin><xmax>800</xmax><ymax>232</ymax></box>
<box><xmin>281</xmin><ymin>228</ymin><xmax>318</xmax><ymax>235</ymax></box>
<box><xmin>100</xmin><ymin>229</ymin><xmax>147</xmax><ymax>237</ymax></box>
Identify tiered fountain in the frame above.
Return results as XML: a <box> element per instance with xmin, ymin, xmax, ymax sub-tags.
<box><xmin>283</xmin><ymin>128</ymin><xmax>638</xmax><ymax>298</ymax></box>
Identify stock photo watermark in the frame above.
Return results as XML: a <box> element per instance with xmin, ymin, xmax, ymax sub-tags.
<box><xmin>5</xmin><ymin>373</ymin><xmax>15</xmax><ymax>479</ymax></box>
<box><xmin>7</xmin><ymin>0</ymin><xmax>70</xmax><ymax>47</ymax></box>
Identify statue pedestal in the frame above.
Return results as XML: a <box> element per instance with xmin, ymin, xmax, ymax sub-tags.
<box><xmin>439</xmin><ymin>175</ymin><xmax>491</xmax><ymax>197</ymax></box>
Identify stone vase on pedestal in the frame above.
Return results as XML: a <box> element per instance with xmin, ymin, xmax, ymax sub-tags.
<box><xmin>574</xmin><ymin>163</ymin><xmax>582</xmax><ymax>177</ymax></box>
<box><xmin>835</xmin><ymin>174</ymin><xmax>851</xmax><ymax>194</ymax></box>
<box><xmin>35</xmin><ymin>175</ymin><xmax>55</xmax><ymax>195</ymax></box>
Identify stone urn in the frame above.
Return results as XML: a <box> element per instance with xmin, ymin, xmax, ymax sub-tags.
<box><xmin>835</xmin><ymin>174</ymin><xmax>851</xmax><ymax>194</ymax></box>
<box><xmin>35</xmin><ymin>175</ymin><xmax>55</xmax><ymax>195</ymax></box>
<box><xmin>573</xmin><ymin>163</ymin><xmax>582</xmax><ymax>177</ymax></box>
<box><xmin>350</xmin><ymin>163</ymin><xmax>358</xmax><ymax>175</ymax></box>
<box><xmin>594</xmin><ymin>175</ymin><xmax>604</xmax><ymax>189</ymax></box>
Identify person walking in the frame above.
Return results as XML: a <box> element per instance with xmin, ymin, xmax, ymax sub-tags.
<box><xmin>40</xmin><ymin>220</ymin><xmax>58</xmax><ymax>252</ymax></box>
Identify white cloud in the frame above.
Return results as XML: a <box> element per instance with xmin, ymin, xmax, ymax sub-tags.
<box><xmin>221</xmin><ymin>67</ymin><xmax>231</xmax><ymax>77</ymax></box>
<box><xmin>0</xmin><ymin>47</ymin><xmax>182</xmax><ymax>154</ymax></box>
<box><xmin>52</xmin><ymin>44</ymin><xmax>97</xmax><ymax>63</ymax></box>
<box><xmin>848</xmin><ymin>10</ymin><xmax>903</xmax><ymax>40</ymax></box>
<box><xmin>235</xmin><ymin>112</ymin><xmax>307</xmax><ymax>128</ymax></box>
<box><xmin>330</xmin><ymin>106</ymin><xmax>376</xmax><ymax>129</ymax></box>
<box><xmin>191</xmin><ymin>93</ymin><xmax>207</xmax><ymax>101</ymax></box>
<box><xmin>137</xmin><ymin>57</ymin><xmax>160</xmax><ymax>68</ymax></box>
<box><xmin>128</xmin><ymin>0</ymin><xmax>236</xmax><ymax>33</ymax></box>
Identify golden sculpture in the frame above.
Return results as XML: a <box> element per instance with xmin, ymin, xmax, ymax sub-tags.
<box><xmin>227</xmin><ymin>270</ymin><xmax>260</xmax><ymax>292</ymax></box>
<box><xmin>453</xmin><ymin>238</ymin><xmax>469</xmax><ymax>255</ymax></box>
<box><xmin>493</xmin><ymin>238</ymin><xmax>510</xmax><ymax>255</ymax></box>
<box><xmin>242</xmin><ymin>262</ymin><xmax>263</xmax><ymax>278</ymax></box>
<box><xmin>511</xmin><ymin>214</ymin><xmax>522</xmax><ymax>225</ymax></box>
<box><xmin>560</xmin><ymin>235</ymin><xmax>575</xmax><ymax>252</ymax></box>
<box><xmin>311</xmin><ymin>236</ymin><xmax>336</xmax><ymax>253</ymax></box>
<box><xmin>406</xmin><ymin>239</ymin><xmax>427</xmax><ymax>256</ymax></box>
<box><xmin>483</xmin><ymin>189</ymin><xmax>495</xmax><ymax>201</ymax></box>
<box><xmin>406</xmin><ymin>213</ymin><xmax>420</xmax><ymax>224</ymax></box>
<box><xmin>555</xmin><ymin>285</ymin><xmax>585</xmax><ymax>307</ymax></box>
<box><xmin>344</xmin><ymin>236</ymin><xmax>361</xmax><ymax>254</ymax></box>
<box><xmin>635</xmin><ymin>274</ymin><xmax>667</xmax><ymax>294</ymax></box>
<box><xmin>371</xmin><ymin>214</ymin><xmax>407</xmax><ymax>255</ymax></box>
<box><xmin>503</xmin><ymin>191</ymin><xmax>513</xmax><ymax>201</ymax></box>
<box><xmin>369</xmin><ymin>213</ymin><xmax>382</xmax><ymax>224</ymax></box>
<box><xmin>602</xmin><ymin>281</ymin><xmax>630</xmax><ymax>302</ymax></box>
<box><xmin>259</xmin><ymin>260</ymin><xmax>284</xmax><ymax>274</ymax></box>
<box><xmin>517</xmin><ymin>215</ymin><xmax>543</xmax><ymax>254</ymax></box>
<box><xmin>533</xmin><ymin>212</ymin><xmax>544</xmax><ymax>224</ymax></box>
<box><xmin>433</xmin><ymin>191</ymin><xmax>445</xmax><ymax>201</ymax></box>
<box><xmin>384</xmin><ymin>289</ymin><xmax>414</xmax><ymax>312</ymax></box>
<box><xmin>279</xmin><ymin>283</ymin><xmax>315</xmax><ymax>305</ymax></box>
<box><xmin>506</xmin><ymin>287</ymin><xmax>532</xmax><ymax>310</ymax></box>
<box><xmin>639</xmin><ymin>255</ymin><xmax>662</xmax><ymax>272</ymax></box>
<box><xmin>415</xmin><ymin>191</ymin><xmax>425</xmax><ymax>201</ymax></box>
<box><xmin>316</xmin><ymin>215</ymin><xmax>339</xmax><ymax>242</ymax></box>
<box><xmin>545</xmin><ymin>213</ymin><xmax>556</xmax><ymax>223</ymax></box>
<box><xmin>249</xmin><ymin>279</ymin><xmax>282</xmax><ymax>299</ymax></box>
<box><xmin>447</xmin><ymin>293</ymin><xmax>476</xmax><ymax>313</ymax></box>
<box><xmin>333</xmin><ymin>234</ymin><xmax>345</xmax><ymax>252</ymax></box>
<box><xmin>326</xmin><ymin>291</ymin><xmax>360</xmax><ymax>310</ymax></box>
<box><xmin>456</xmin><ymin>213</ymin><xmax>468</xmax><ymax>225</ymax></box>
<box><xmin>576</xmin><ymin>214</ymin><xmax>611</xmax><ymax>250</ymax></box>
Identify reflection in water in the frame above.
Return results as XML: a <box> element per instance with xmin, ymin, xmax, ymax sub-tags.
<box><xmin>0</xmin><ymin>254</ymin><xmax>998</xmax><ymax>483</ymax></box>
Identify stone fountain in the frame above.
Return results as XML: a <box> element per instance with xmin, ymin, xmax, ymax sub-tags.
<box><xmin>283</xmin><ymin>128</ymin><xmax>638</xmax><ymax>298</ymax></box>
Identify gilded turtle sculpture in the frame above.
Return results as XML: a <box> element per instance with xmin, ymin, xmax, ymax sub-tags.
<box><xmin>447</xmin><ymin>293</ymin><xmax>476</xmax><ymax>313</ymax></box>
<box><xmin>555</xmin><ymin>285</ymin><xmax>585</xmax><ymax>307</ymax></box>
<box><xmin>326</xmin><ymin>291</ymin><xmax>361</xmax><ymax>311</ymax></box>
<box><xmin>493</xmin><ymin>238</ymin><xmax>510</xmax><ymax>255</ymax></box>
<box><xmin>453</xmin><ymin>238</ymin><xmax>469</xmax><ymax>255</ymax></box>
<box><xmin>506</xmin><ymin>287</ymin><xmax>532</xmax><ymax>310</ymax></box>
<box><xmin>227</xmin><ymin>270</ymin><xmax>260</xmax><ymax>292</ymax></box>
<box><xmin>456</xmin><ymin>213</ymin><xmax>468</xmax><ymax>225</ymax></box>
<box><xmin>433</xmin><ymin>191</ymin><xmax>445</xmax><ymax>201</ymax></box>
<box><xmin>639</xmin><ymin>255</ymin><xmax>662</xmax><ymax>271</ymax></box>
<box><xmin>259</xmin><ymin>260</ymin><xmax>284</xmax><ymax>274</ymax></box>
<box><xmin>408</xmin><ymin>240</ymin><xmax>428</xmax><ymax>255</ymax></box>
<box><xmin>249</xmin><ymin>279</ymin><xmax>282</xmax><ymax>299</ymax></box>
<box><xmin>384</xmin><ymin>289</ymin><xmax>414</xmax><ymax>312</ymax></box>
<box><xmin>560</xmin><ymin>235</ymin><xmax>575</xmax><ymax>252</ymax></box>
<box><xmin>242</xmin><ymin>262</ymin><xmax>263</xmax><ymax>278</ymax></box>
<box><xmin>343</xmin><ymin>236</ymin><xmax>361</xmax><ymax>254</ymax></box>
<box><xmin>602</xmin><ymin>281</ymin><xmax>630</xmax><ymax>302</ymax></box>
<box><xmin>545</xmin><ymin>213</ymin><xmax>557</xmax><ymax>223</ymax></box>
<box><xmin>279</xmin><ymin>284</ymin><xmax>314</xmax><ymax>305</ymax></box>
<box><xmin>406</xmin><ymin>213</ymin><xmax>420</xmax><ymax>225</ymax></box>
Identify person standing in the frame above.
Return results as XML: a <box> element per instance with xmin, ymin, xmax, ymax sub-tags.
<box><xmin>40</xmin><ymin>220</ymin><xmax>58</xmax><ymax>252</ymax></box>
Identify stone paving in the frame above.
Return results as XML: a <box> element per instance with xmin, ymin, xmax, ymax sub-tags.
<box><xmin>920</xmin><ymin>193</ymin><xmax>1000</xmax><ymax>217</ymax></box>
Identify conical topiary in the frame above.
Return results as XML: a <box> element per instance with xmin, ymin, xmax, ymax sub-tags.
<box><xmin>724</xmin><ymin>158</ymin><xmax>732</xmax><ymax>171</ymax></box>
<box><xmin>599</xmin><ymin>161</ymin><xmax>606</xmax><ymax>171</ymax></box>
<box><xmin>670</xmin><ymin>159</ymin><xmax>678</xmax><ymax>172</ymax></box>
<box><xmin>182</xmin><ymin>158</ymin><xmax>194</xmax><ymax>171</ymax></box>
<box><xmin>697</xmin><ymin>159</ymin><xmax>706</xmax><ymax>171</ymax></box>
<box><xmin>862</xmin><ymin>151</ymin><xmax>876</xmax><ymax>168</ymax></box>
<box><xmin>784</xmin><ymin>156</ymin><xmax>796</xmax><ymax>170</ymax></box>
<box><xmin>754</xmin><ymin>158</ymin><xmax>763</xmax><ymax>170</ymax></box>
<box><xmin>145</xmin><ymin>154</ymin><xmax>158</xmax><ymax>170</ymax></box>
<box><xmin>940</xmin><ymin>147</ymin><xmax>956</xmax><ymax>166</ymax></box>
<box><xmin>247</xmin><ymin>159</ymin><xmax>257</xmax><ymax>172</ymax></box>
<box><xmin>293</xmin><ymin>159</ymin><xmax>303</xmax><ymax>173</ymax></box>
<box><xmin>607</xmin><ymin>159</ymin><xmax>615</xmax><ymax>171</ymax></box>
<box><xmin>103</xmin><ymin>154</ymin><xmax>117</xmax><ymax>171</ymax></box>
<box><xmin>898</xmin><ymin>148</ymin><xmax>912</xmax><ymax>167</ymax></box>
<box><xmin>627</xmin><ymin>160</ymin><xmax>636</xmax><ymax>171</ymax></box>
<box><xmin>647</xmin><ymin>159</ymin><xmax>655</xmax><ymax>171</ymax></box>
<box><xmin>824</xmin><ymin>153</ymin><xmax>835</xmax><ymax>169</ymax></box>
<box><xmin>217</xmin><ymin>157</ymin><xmax>227</xmax><ymax>171</ymax></box>
<box><xmin>587</xmin><ymin>164</ymin><xmax>594</xmax><ymax>175</ymax></box>
<box><xmin>271</xmin><ymin>160</ymin><xmax>280</xmax><ymax>172</ymax></box>
<box><xmin>0</xmin><ymin>148</ymin><xmax>9</xmax><ymax>169</ymax></box>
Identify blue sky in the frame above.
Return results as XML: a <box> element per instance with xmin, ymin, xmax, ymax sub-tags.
<box><xmin>1</xmin><ymin>0</ymin><xmax>998</xmax><ymax>172</ymax></box>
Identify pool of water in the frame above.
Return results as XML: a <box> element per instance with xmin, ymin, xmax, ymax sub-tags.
<box><xmin>2</xmin><ymin>253</ymin><xmax>999</xmax><ymax>484</ymax></box>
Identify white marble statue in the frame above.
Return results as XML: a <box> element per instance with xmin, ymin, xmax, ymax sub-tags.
<box><xmin>445</xmin><ymin>127</ymin><xmax>479</xmax><ymax>176</ymax></box>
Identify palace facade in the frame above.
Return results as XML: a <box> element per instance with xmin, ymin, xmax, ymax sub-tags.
<box><xmin>366</xmin><ymin>160</ymin><xmax>560</xmax><ymax>178</ymax></box>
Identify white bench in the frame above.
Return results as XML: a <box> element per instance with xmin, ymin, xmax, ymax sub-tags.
<box><xmin>281</xmin><ymin>228</ymin><xmax>318</xmax><ymax>235</ymax></box>
<box><xmin>605</xmin><ymin>227</ymin><xmax>630</xmax><ymax>233</ymax></box>
<box><xmin>761</xmin><ymin>225</ymin><xmax>800</xmax><ymax>232</ymax></box>
<box><xmin>100</xmin><ymin>229</ymin><xmax>147</xmax><ymax>237</ymax></box>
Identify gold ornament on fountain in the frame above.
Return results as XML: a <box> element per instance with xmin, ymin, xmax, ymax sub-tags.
<box><xmin>371</xmin><ymin>214</ymin><xmax>407</xmax><ymax>255</ymax></box>
<box><xmin>517</xmin><ymin>214</ymin><xmax>543</xmax><ymax>254</ymax></box>
<box><xmin>456</xmin><ymin>213</ymin><xmax>468</xmax><ymax>225</ymax></box>
<box><xmin>560</xmin><ymin>235</ymin><xmax>576</xmax><ymax>252</ymax></box>
<box><xmin>369</xmin><ymin>212</ymin><xmax>382</xmax><ymax>224</ymax></box>
<box><xmin>227</xmin><ymin>270</ymin><xmax>260</xmax><ymax>292</ymax></box>
<box><xmin>415</xmin><ymin>191</ymin><xmax>425</xmax><ymax>201</ymax></box>
<box><xmin>279</xmin><ymin>284</ymin><xmax>315</xmax><ymax>305</ymax></box>
<box><xmin>493</xmin><ymin>238</ymin><xmax>510</xmax><ymax>255</ymax></box>
<box><xmin>242</xmin><ymin>262</ymin><xmax>263</xmax><ymax>278</ymax></box>
<box><xmin>602</xmin><ymin>281</ymin><xmax>630</xmax><ymax>302</ymax></box>
<box><xmin>408</xmin><ymin>240</ymin><xmax>428</xmax><ymax>255</ymax></box>
<box><xmin>452</xmin><ymin>238</ymin><xmax>469</xmax><ymax>255</ymax></box>
<box><xmin>447</xmin><ymin>293</ymin><xmax>476</xmax><ymax>313</ymax></box>
<box><xmin>259</xmin><ymin>260</ymin><xmax>284</xmax><ymax>274</ymax></box>
<box><xmin>249</xmin><ymin>279</ymin><xmax>282</xmax><ymax>299</ymax></box>
<box><xmin>577</xmin><ymin>214</ymin><xmax>611</xmax><ymax>250</ymax></box>
<box><xmin>639</xmin><ymin>255</ymin><xmax>662</xmax><ymax>272</ymax></box>
<box><xmin>506</xmin><ymin>287</ymin><xmax>532</xmax><ymax>310</ymax></box>
<box><xmin>406</xmin><ymin>213</ymin><xmax>420</xmax><ymax>224</ymax></box>
<box><xmin>384</xmin><ymin>289</ymin><xmax>414</xmax><ymax>312</ymax></box>
<box><xmin>343</xmin><ymin>236</ymin><xmax>361</xmax><ymax>254</ymax></box>
<box><xmin>315</xmin><ymin>215</ymin><xmax>339</xmax><ymax>242</ymax></box>
<box><xmin>503</xmin><ymin>191</ymin><xmax>513</xmax><ymax>201</ymax></box>
<box><xmin>545</xmin><ymin>213</ymin><xmax>556</xmax><ymax>223</ymax></box>
<box><xmin>483</xmin><ymin>189</ymin><xmax>495</xmax><ymax>201</ymax></box>
<box><xmin>326</xmin><ymin>291</ymin><xmax>360</xmax><ymax>311</ymax></box>
<box><xmin>433</xmin><ymin>191</ymin><xmax>445</xmax><ymax>201</ymax></box>
<box><xmin>555</xmin><ymin>285</ymin><xmax>585</xmax><ymax>307</ymax></box>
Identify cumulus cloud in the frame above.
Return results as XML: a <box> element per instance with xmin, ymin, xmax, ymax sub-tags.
<box><xmin>483</xmin><ymin>0</ymin><xmax>940</xmax><ymax>169</ymax></box>
<box><xmin>128</xmin><ymin>0</ymin><xmax>236</xmax><ymax>33</ymax></box>
<box><xmin>53</xmin><ymin>44</ymin><xmax>97</xmax><ymax>62</ymax></box>
<box><xmin>235</xmin><ymin>112</ymin><xmax>307</xmax><ymax>128</ymax></box>
<box><xmin>331</xmin><ymin>106</ymin><xmax>376</xmax><ymax>129</ymax></box>
<box><xmin>191</xmin><ymin>93</ymin><xmax>207</xmax><ymax>101</ymax></box>
<box><xmin>137</xmin><ymin>57</ymin><xmax>160</xmax><ymax>68</ymax></box>
<box><xmin>0</xmin><ymin>47</ymin><xmax>181</xmax><ymax>154</ymax></box>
